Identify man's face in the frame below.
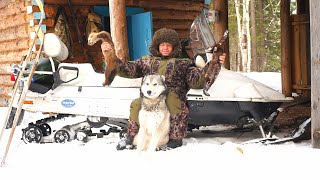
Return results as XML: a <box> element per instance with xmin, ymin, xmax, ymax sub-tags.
<box><xmin>159</xmin><ymin>42</ymin><xmax>173</xmax><ymax>56</ymax></box>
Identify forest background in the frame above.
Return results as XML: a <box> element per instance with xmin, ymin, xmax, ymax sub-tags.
<box><xmin>211</xmin><ymin>0</ymin><xmax>298</xmax><ymax>72</ymax></box>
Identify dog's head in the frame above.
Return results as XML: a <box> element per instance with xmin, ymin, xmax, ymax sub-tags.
<box><xmin>141</xmin><ymin>75</ymin><xmax>167</xmax><ymax>99</ymax></box>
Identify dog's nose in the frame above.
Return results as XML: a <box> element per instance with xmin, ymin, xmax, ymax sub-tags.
<box><xmin>147</xmin><ymin>90</ymin><xmax>152</xmax><ymax>95</ymax></box>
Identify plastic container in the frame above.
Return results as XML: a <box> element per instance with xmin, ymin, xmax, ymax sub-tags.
<box><xmin>43</xmin><ymin>33</ymin><xmax>69</xmax><ymax>61</ymax></box>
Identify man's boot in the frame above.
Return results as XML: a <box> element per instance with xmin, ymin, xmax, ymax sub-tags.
<box><xmin>167</xmin><ymin>139</ymin><xmax>183</xmax><ymax>148</ymax></box>
<box><xmin>116</xmin><ymin>136</ymin><xmax>134</xmax><ymax>150</ymax></box>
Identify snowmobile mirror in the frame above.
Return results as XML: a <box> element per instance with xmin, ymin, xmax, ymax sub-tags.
<box><xmin>52</xmin><ymin>66</ymin><xmax>79</xmax><ymax>89</ymax></box>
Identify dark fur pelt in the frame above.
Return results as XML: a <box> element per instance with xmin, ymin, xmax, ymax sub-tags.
<box><xmin>87</xmin><ymin>31</ymin><xmax>119</xmax><ymax>86</ymax></box>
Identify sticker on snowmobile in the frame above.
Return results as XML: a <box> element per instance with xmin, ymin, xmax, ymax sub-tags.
<box><xmin>61</xmin><ymin>99</ymin><xmax>75</xmax><ymax>108</ymax></box>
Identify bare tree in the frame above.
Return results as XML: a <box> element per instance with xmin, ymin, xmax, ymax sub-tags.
<box><xmin>235</xmin><ymin>0</ymin><xmax>244</xmax><ymax>71</ymax></box>
<box><xmin>250</xmin><ymin>0</ymin><xmax>258</xmax><ymax>71</ymax></box>
<box><xmin>244</xmin><ymin>0</ymin><xmax>251</xmax><ymax>72</ymax></box>
<box><xmin>257</xmin><ymin>0</ymin><xmax>267</xmax><ymax>71</ymax></box>
<box><xmin>235</xmin><ymin>0</ymin><xmax>251</xmax><ymax>72</ymax></box>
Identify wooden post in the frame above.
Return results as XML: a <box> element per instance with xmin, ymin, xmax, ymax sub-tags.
<box><xmin>280</xmin><ymin>0</ymin><xmax>292</xmax><ymax>97</ymax></box>
<box><xmin>213</xmin><ymin>0</ymin><xmax>229</xmax><ymax>69</ymax></box>
<box><xmin>109</xmin><ymin>0</ymin><xmax>129</xmax><ymax>62</ymax></box>
<box><xmin>310</xmin><ymin>0</ymin><xmax>320</xmax><ymax>148</ymax></box>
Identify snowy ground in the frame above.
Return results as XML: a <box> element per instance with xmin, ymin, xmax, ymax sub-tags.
<box><xmin>0</xmin><ymin>72</ymin><xmax>319</xmax><ymax>180</ymax></box>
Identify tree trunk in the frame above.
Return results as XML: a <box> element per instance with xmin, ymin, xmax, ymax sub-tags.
<box><xmin>235</xmin><ymin>0</ymin><xmax>243</xmax><ymax>71</ymax></box>
<box><xmin>241</xmin><ymin>0</ymin><xmax>249</xmax><ymax>72</ymax></box>
<box><xmin>257</xmin><ymin>0</ymin><xmax>267</xmax><ymax>71</ymax></box>
<box><xmin>244</xmin><ymin>0</ymin><xmax>251</xmax><ymax>72</ymax></box>
<box><xmin>250</xmin><ymin>0</ymin><xmax>258</xmax><ymax>71</ymax></box>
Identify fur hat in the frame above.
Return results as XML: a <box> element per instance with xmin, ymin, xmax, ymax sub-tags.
<box><xmin>149</xmin><ymin>28</ymin><xmax>181</xmax><ymax>58</ymax></box>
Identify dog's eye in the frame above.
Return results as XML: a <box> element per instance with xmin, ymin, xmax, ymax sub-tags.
<box><xmin>146</xmin><ymin>83</ymin><xmax>149</xmax><ymax>85</ymax></box>
<box><xmin>153</xmin><ymin>83</ymin><xmax>157</xmax><ymax>86</ymax></box>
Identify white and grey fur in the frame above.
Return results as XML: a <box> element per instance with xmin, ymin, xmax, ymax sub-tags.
<box><xmin>134</xmin><ymin>74</ymin><xmax>170</xmax><ymax>152</ymax></box>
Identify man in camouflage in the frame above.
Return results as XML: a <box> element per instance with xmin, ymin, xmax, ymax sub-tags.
<box><xmin>101</xmin><ymin>28</ymin><xmax>225</xmax><ymax>150</ymax></box>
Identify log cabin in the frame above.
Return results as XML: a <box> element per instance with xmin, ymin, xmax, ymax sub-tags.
<box><xmin>0</xmin><ymin>0</ymin><xmax>207</xmax><ymax>106</ymax></box>
<box><xmin>0</xmin><ymin>0</ymin><xmax>318</xmax><ymax>147</ymax></box>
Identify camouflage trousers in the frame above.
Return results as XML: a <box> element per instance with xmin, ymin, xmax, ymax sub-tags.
<box><xmin>127</xmin><ymin>91</ymin><xmax>189</xmax><ymax>140</ymax></box>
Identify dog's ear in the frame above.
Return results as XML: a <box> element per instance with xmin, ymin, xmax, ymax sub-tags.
<box><xmin>141</xmin><ymin>76</ymin><xmax>147</xmax><ymax>86</ymax></box>
<box><xmin>140</xmin><ymin>76</ymin><xmax>147</xmax><ymax>96</ymax></box>
<box><xmin>159</xmin><ymin>75</ymin><xmax>169</xmax><ymax>95</ymax></box>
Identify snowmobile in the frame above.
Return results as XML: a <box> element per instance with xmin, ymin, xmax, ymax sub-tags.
<box><xmin>8</xmin><ymin>11</ymin><xmax>293</xmax><ymax>144</ymax></box>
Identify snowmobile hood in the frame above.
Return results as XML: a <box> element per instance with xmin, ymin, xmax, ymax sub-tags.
<box><xmin>187</xmin><ymin>67</ymin><xmax>293</xmax><ymax>102</ymax></box>
<box><xmin>56</xmin><ymin>63</ymin><xmax>292</xmax><ymax>103</ymax></box>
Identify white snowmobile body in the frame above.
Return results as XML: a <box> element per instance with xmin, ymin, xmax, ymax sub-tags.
<box><xmin>10</xmin><ymin>55</ymin><xmax>294</xmax><ymax>144</ymax></box>
<box><xmin>18</xmin><ymin>62</ymin><xmax>141</xmax><ymax>120</ymax></box>
<box><xmin>16</xmin><ymin>59</ymin><xmax>292</xmax><ymax>125</ymax></box>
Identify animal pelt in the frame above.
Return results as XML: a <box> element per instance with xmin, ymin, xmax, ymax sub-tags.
<box><xmin>87</xmin><ymin>31</ymin><xmax>118</xmax><ymax>86</ymax></box>
<box><xmin>133</xmin><ymin>75</ymin><xmax>170</xmax><ymax>152</ymax></box>
<box><xmin>202</xmin><ymin>30</ymin><xmax>229</xmax><ymax>96</ymax></box>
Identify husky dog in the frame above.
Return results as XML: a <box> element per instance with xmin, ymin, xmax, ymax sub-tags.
<box><xmin>134</xmin><ymin>75</ymin><xmax>170</xmax><ymax>152</ymax></box>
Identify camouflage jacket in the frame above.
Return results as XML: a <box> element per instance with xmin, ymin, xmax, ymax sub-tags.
<box><xmin>117</xmin><ymin>55</ymin><xmax>206</xmax><ymax>102</ymax></box>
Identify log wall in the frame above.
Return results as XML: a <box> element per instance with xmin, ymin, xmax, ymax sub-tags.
<box><xmin>0</xmin><ymin>0</ymin><xmax>29</xmax><ymax>106</ymax></box>
<box><xmin>43</xmin><ymin>0</ymin><xmax>205</xmax><ymax>39</ymax></box>
<box><xmin>42</xmin><ymin>0</ymin><xmax>206</xmax><ymax>67</ymax></box>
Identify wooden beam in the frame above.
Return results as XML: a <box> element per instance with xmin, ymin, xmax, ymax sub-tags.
<box><xmin>0</xmin><ymin>39</ymin><xmax>29</xmax><ymax>52</ymax></box>
<box><xmin>109</xmin><ymin>0</ymin><xmax>129</xmax><ymax>62</ymax></box>
<box><xmin>152</xmin><ymin>10</ymin><xmax>199</xmax><ymax>20</ymax></box>
<box><xmin>0</xmin><ymin>0</ymin><xmax>25</xmax><ymax>17</ymax></box>
<box><xmin>0</xmin><ymin>51</ymin><xmax>28</xmax><ymax>63</ymax></box>
<box><xmin>310</xmin><ymin>0</ymin><xmax>320</xmax><ymax>148</ymax></box>
<box><xmin>213</xmin><ymin>0</ymin><xmax>229</xmax><ymax>69</ymax></box>
<box><xmin>153</xmin><ymin>19</ymin><xmax>193</xmax><ymax>30</ymax></box>
<box><xmin>44</xmin><ymin>0</ymin><xmax>110</xmax><ymax>5</ymax></box>
<box><xmin>280</xmin><ymin>0</ymin><xmax>292</xmax><ymax>97</ymax></box>
<box><xmin>0</xmin><ymin>25</ymin><xmax>29</xmax><ymax>42</ymax></box>
<box><xmin>44</xmin><ymin>0</ymin><xmax>135</xmax><ymax>6</ymax></box>
<box><xmin>0</xmin><ymin>15</ymin><xmax>28</xmax><ymax>31</ymax></box>
<box><xmin>138</xmin><ymin>0</ymin><xmax>204</xmax><ymax>11</ymax></box>
<box><xmin>0</xmin><ymin>0</ymin><xmax>13</xmax><ymax>10</ymax></box>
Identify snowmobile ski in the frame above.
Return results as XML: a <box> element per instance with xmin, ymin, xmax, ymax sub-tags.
<box><xmin>243</xmin><ymin>118</ymin><xmax>311</xmax><ymax>145</ymax></box>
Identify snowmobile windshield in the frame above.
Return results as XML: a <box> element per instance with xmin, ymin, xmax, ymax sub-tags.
<box><xmin>189</xmin><ymin>11</ymin><xmax>215</xmax><ymax>58</ymax></box>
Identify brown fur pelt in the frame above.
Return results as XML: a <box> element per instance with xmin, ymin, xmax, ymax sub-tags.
<box><xmin>202</xmin><ymin>30</ymin><xmax>229</xmax><ymax>96</ymax></box>
<box><xmin>87</xmin><ymin>31</ymin><xmax>118</xmax><ymax>86</ymax></box>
